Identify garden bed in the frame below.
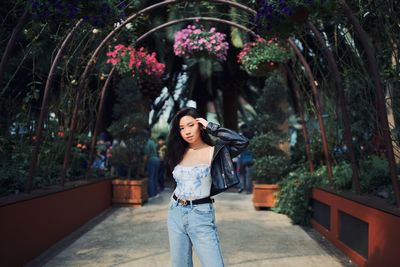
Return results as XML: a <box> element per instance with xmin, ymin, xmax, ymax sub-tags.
<box><xmin>0</xmin><ymin>177</ymin><xmax>113</xmax><ymax>267</ymax></box>
<box><xmin>311</xmin><ymin>187</ymin><xmax>400</xmax><ymax>267</ymax></box>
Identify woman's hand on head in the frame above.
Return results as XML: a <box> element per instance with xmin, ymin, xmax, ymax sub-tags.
<box><xmin>196</xmin><ymin>118</ymin><xmax>208</xmax><ymax>129</ymax></box>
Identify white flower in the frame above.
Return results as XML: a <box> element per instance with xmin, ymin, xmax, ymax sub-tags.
<box><xmin>125</xmin><ymin>23</ymin><xmax>133</xmax><ymax>30</ymax></box>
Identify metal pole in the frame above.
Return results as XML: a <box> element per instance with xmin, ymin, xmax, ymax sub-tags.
<box><xmin>60</xmin><ymin>0</ymin><xmax>258</xmax><ymax>183</ymax></box>
<box><xmin>285</xmin><ymin>66</ymin><xmax>314</xmax><ymax>173</ymax></box>
<box><xmin>288</xmin><ymin>38</ymin><xmax>334</xmax><ymax>184</ymax></box>
<box><xmin>307</xmin><ymin>21</ymin><xmax>361</xmax><ymax>194</ymax></box>
<box><xmin>25</xmin><ymin>19</ymin><xmax>83</xmax><ymax>193</ymax></box>
<box><xmin>339</xmin><ymin>0</ymin><xmax>400</xmax><ymax>207</ymax></box>
<box><xmin>86</xmin><ymin>67</ymin><xmax>115</xmax><ymax>178</ymax></box>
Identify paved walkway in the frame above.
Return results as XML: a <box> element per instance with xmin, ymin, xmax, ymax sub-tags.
<box><xmin>30</xmin><ymin>189</ymin><xmax>354</xmax><ymax>267</ymax></box>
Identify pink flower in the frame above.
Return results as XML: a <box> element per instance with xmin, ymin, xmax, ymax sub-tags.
<box><xmin>106</xmin><ymin>45</ymin><xmax>165</xmax><ymax>79</ymax></box>
<box><xmin>173</xmin><ymin>24</ymin><xmax>229</xmax><ymax>61</ymax></box>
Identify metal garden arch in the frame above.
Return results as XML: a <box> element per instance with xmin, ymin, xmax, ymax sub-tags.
<box><xmin>26</xmin><ymin>0</ymin><xmax>400</xmax><ymax>208</ymax></box>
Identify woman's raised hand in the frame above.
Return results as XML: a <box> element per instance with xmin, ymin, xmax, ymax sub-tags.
<box><xmin>196</xmin><ymin>118</ymin><xmax>208</xmax><ymax>129</ymax></box>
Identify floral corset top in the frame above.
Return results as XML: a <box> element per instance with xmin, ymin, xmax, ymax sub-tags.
<box><xmin>172</xmin><ymin>164</ymin><xmax>212</xmax><ymax>200</ymax></box>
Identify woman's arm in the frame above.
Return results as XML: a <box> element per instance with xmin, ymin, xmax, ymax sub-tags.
<box><xmin>197</xmin><ymin>119</ymin><xmax>249</xmax><ymax>157</ymax></box>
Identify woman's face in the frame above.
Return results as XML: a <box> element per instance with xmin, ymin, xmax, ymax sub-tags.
<box><xmin>179</xmin><ymin>115</ymin><xmax>201</xmax><ymax>144</ymax></box>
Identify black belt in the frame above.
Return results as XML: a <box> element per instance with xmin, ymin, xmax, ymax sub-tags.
<box><xmin>173</xmin><ymin>194</ymin><xmax>214</xmax><ymax>206</ymax></box>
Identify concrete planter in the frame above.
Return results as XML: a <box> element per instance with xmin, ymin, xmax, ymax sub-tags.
<box><xmin>311</xmin><ymin>187</ymin><xmax>400</xmax><ymax>267</ymax></box>
<box><xmin>0</xmin><ymin>178</ymin><xmax>112</xmax><ymax>267</ymax></box>
<box><xmin>252</xmin><ymin>183</ymin><xmax>280</xmax><ymax>209</ymax></box>
<box><xmin>112</xmin><ymin>177</ymin><xmax>148</xmax><ymax>207</ymax></box>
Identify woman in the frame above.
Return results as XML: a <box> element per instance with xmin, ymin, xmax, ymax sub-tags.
<box><xmin>166</xmin><ymin>107</ymin><xmax>248</xmax><ymax>267</ymax></box>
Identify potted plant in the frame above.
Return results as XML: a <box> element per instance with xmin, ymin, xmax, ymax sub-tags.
<box><xmin>248</xmin><ymin>73</ymin><xmax>291</xmax><ymax>209</ymax></box>
<box><xmin>106</xmin><ymin>44</ymin><xmax>166</xmax><ymax>205</ymax></box>
<box><xmin>107</xmin><ymin>77</ymin><xmax>149</xmax><ymax>207</ymax></box>
<box><xmin>237</xmin><ymin>37</ymin><xmax>292</xmax><ymax>76</ymax></box>
<box><xmin>249</xmin><ymin>135</ymin><xmax>289</xmax><ymax>208</ymax></box>
<box><xmin>173</xmin><ymin>24</ymin><xmax>229</xmax><ymax>61</ymax></box>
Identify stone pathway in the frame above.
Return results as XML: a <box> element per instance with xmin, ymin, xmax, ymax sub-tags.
<box><xmin>29</xmin><ymin>189</ymin><xmax>355</xmax><ymax>267</ymax></box>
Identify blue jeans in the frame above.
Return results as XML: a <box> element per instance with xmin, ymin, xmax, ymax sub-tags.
<box><xmin>240</xmin><ymin>165</ymin><xmax>252</xmax><ymax>193</ymax></box>
<box><xmin>167</xmin><ymin>199</ymin><xmax>224</xmax><ymax>267</ymax></box>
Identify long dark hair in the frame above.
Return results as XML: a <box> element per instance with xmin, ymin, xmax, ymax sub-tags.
<box><xmin>166</xmin><ymin>107</ymin><xmax>214</xmax><ymax>171</ymax></box>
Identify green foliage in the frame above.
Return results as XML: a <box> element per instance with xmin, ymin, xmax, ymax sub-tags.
<box><xmin>275</xmin><ymin>166</ymin><xmax>328</xmax><ymax>225</ymax></box>
<box><xmin>238</xmin><ymin>38</ymin><xmax>292</xmax><ymax>74</ymax></box>
<box><xmin>0</xmin><ymin>137</ymin><xmax>67</xmax><ymax>197</ymax></box>
<box><xmin>248</xmin><ymin>133</ymin><xmax>283</xmax><ymax>158</ymax></box>
<box><xmin>68</xmin><ymin>142</ymin><xmax>89</xmax><ymax>179</ymax></box>
<box><xmin>325</xmin><ymin>155</ymin><xmax>394</xmax><ymax>204</ymax></box>
<box><xmin>107</xmin><ymin>77</ymin><xmax>148</xmax><ymax>179</ymax></box>
<box><xmin>0</xmin><ymin>140</ymin><xmax>30</xmax><ymax>196</ymax></box>
<box><xmin>359</xmin><ymin>155</ymin><xmax>395</xmax><ymax>204</ymax></box>
<box><xmin>331</xmin><ymin>162</ymin><xmax>353</xmax><ymax>190</ymax></box>
<box><xmin>249</xmin><ymin>73</ymin><xmax>290</xmax><ymax>183</ymax></box>
<box><xmin>359</xmin><ymin>155</ymin><xmax>390</xmax><ymax>190</ymax></box>
<box><xmin>252</xmin><ymin>155</ymin><xmax>289</xmax><ymax>184</ymax></box>
<box><xmin>275</xmin><ymin>156</ymin><xmax>395</xmax><ymax>226</ymax></box>
<box><xmin>251</xmin><ymin>74</ymin><xmax>287</xmax><ymax>134</ymax></box>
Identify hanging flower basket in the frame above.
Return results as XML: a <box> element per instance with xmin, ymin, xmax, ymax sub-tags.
<box><xmin>254</xmin><ymin>1</ymin><xmax>331</xmax><ymax>37</ymax></box>
<box><xmin>106</xmin><ymin>44</ymin><xmax>165</xmax><ymax>80</ymax></box>
<box><xmin>237</xmin><ymin>38</ymin><xmax>292</xmax><ymax>76</ymax></box>
<box><xmin>137</xmin><ymin>76</ymin><xmax>164</xmax><ymax>101</ymax></box>
<box><xmin>173</xmin><ymin>25</ymin><xmax>229</xmax><ymax>61</ymax></box>
<box><xmin>252</xmin><ymin>61</ymin><xmax>280</xmax><ymax>77</ymax></box>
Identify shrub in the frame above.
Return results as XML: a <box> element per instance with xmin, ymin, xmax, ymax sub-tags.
<box><xmin>359</xmin><ymin>155</ymin><xmax>390</xmax><ymax>191</ymax></box>
<box><xmin>248</xmin><ymin>73</ymin><xmax>290</xmax><ymax>184</ymax></box>
<box><xmin>107</xmin><ymin>77</ymin><xmax>148</xmax><ymax>179</ymax></box>
<box><xmin>252</xmin><ymin>155</ymin><xmax>290</xmax><ymax>184</ymax></box>
<box><xmin>275</xmin><ymin>165</ymin><xmax>328</xmax><ymax>225</ymax></box>
<box><xmin>248</xmin><ymin>133</ymin><xmax>284</xmax><ymax>158</ymax></box>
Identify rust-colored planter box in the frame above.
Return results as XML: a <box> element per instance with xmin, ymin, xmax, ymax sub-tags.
<box><xmin>252</xmin><ymin>184</ymin><xmax>280</xmax><ymax>209</ymax></box>
<box><xmin>112</xmin><ymin>178</ymin><xmax>148</xmax><ymax>207</ymax></box>
<box><xmin>311</xmin><ymin>187</ymin><xmax>400</xmax><ymax>267</ymax></box>
<box><xmin>0</xmin><ymin>178</ymin><xmax>112</xmax><ymax>267</ymax></box>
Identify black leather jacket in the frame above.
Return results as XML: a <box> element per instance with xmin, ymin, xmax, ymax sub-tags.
<box><xmin>206</xmin><ymin>122</ymin><xmax>249</xmax><ymax>196</ymax></box>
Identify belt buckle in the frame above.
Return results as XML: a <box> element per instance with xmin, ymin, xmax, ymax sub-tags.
<box><xmin>179</xmin><ymin>199</ymin><xmax>187</xmax><ymax>205</ymax></box>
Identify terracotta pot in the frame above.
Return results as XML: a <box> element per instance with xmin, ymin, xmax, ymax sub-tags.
<box><xmin>252</xmin><ymin>183</ymin><xmax>280</xmax><ymax>209</ymax></box>
<box><xmin>112</xmin><ymin>177</ymin><xmax>148</xmax><ymax>207</ymax></box>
